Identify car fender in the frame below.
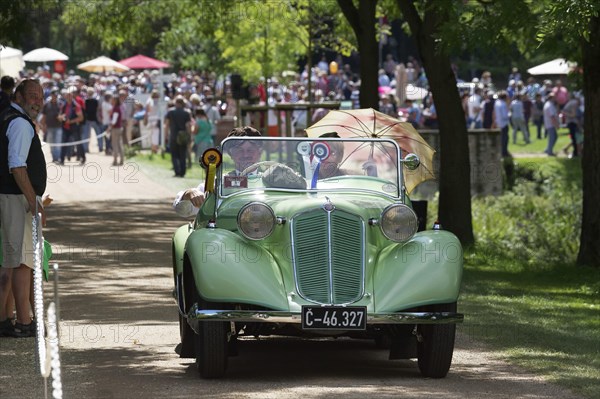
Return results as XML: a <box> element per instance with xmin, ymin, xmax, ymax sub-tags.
<box><xmin>374</xmin><ymin>230</ymin><xmax>463</xmax><ymax>312</ymax></box>
<box><xmin>185</xmin><ymin>228</ymin><xmax>289</xmax><ymax>310</ymax></box>
<box><xmin>173</xmin><ymin>224</ymin><xmax>193</xmax><ymax>276</ymax></box>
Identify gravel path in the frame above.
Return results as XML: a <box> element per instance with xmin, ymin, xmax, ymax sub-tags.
<box><xmin>0</xmin><ymin>151</ymin><xmax>583</xmax><ymax>399</ymax></box>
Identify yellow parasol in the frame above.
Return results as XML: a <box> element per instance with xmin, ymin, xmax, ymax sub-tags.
<box><xmin>305</xmin><ymin>108</ymin><xmax>435</xmax><ymax>193</ymax></box>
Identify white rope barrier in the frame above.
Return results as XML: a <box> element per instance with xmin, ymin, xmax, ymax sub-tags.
<box><xmin>33</xmin><ymin>202</ymin><xmax>63</xmax><ymax>399</ymax></box>
<box><xmin>32</xmin><ymin>205</ymin><xmax>47</xmax><ymax>376</ymax></box>
<box><xmin>46</xmin><ymin>302</ymin><xmax>62</xmax><ymax>399</ymax></box>
<box><xmin>42</xmin><ymin>130</ymin><xmax>153</xmax><ymax>148</ymax></box>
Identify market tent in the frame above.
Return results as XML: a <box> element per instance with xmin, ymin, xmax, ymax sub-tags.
<box><xmin>23</xmin><ymin>47</ymin><xmax>69</xmax><ymax>62</ymax></box>
<box><xmin>405</xmin><ymin>84</ymin><xmax>428</xmax><ymax>101</ymax></box>
<box><xmin>77</xmin><ymin>56</ymin><xmax>130</xmax><ymax>73</ymax></box>
<box><xmin>527</xmin><ymin>58</ymin><xmax>575</xmax><ymax>75</ymax></box>
<box><xmin>0</xmin><ymin>46</ymin><xmax>25</xmax><ymax>78</ymax></box>
<box><xmin>119</xmin><ymin>54</ymin><xmax>170</xmax><ymax>69</ymax></box>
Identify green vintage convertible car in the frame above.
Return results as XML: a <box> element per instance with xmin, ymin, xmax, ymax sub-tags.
<box><xmin>172</xmin><ymin>135</ymin><xmax>463</xmax><ymax>379</ymax></box>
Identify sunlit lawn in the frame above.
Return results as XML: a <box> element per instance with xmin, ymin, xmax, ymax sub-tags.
<box><xmin>508</xmin><ymin>125</ymin><xmax>572</xmax><ymax>155</ymax></box>
<box><xmin>130</xmin><ymin>151</ymin><xmax>206</xmax><ymax>193</ymax></box>
<box><xmin>459</xmin><ymin>258</ymin><xmax>599</xmax><ymax>399</ymax></box>
<box><xmin>457</xmin><ymin>154</ymin><xmax>597</xmax><ymax>398</ymax></box>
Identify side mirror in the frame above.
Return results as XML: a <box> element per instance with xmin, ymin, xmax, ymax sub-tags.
<box><xmin>401</xmin><ymin>153</ymin><xmax>420</xmax><ymax>170</ymax></box>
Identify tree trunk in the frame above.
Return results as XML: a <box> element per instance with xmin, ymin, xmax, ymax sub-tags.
<box><xmin>577</xmin><ymin>15</ymin><xmax>600</xmax><ymax>267</ymax></box>
<box><xmin>337</xmin><ymin>0</ymin><xmax>380</xmax><ymax>109</ymax></box>
<box><xmin>397</xmin><ymin>0</ymin><xmax>474</xmax><ymax>246</ymax></box>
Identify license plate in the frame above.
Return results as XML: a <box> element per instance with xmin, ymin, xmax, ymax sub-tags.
<box><xmin>301</xmin><ymin>306</ymin><xmax>367</xmax><ymax>330</ymax></box>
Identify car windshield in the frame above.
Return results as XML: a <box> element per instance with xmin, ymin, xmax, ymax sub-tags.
<box><xmin>219</xmin><ymin>137</ymin><xmax>402</xmax><ymax>198</ymax></box>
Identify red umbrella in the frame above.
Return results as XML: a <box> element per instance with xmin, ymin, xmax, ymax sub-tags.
<box><xmin>119</xmin><ymin>54</ymin><xmax>170</xmax><ymax>69</ymax></box>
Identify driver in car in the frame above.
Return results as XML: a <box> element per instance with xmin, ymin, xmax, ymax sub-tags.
<box><xmin>173</xmin><ymin>126</ymin><xmax>262</xmax><ymax>218</ymax></box>
<box><xmin>226</xmin><ymin>137</ymin><xmax>263</xmax><ymax>176</ymax></box>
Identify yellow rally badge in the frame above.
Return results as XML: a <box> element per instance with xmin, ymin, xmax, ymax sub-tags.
<box><xmin>201</xmin><ymin>148</ymin><xmax>222</xmax><ymax>193</ymax></box>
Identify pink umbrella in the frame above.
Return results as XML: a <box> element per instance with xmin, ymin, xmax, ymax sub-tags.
<box><xmin>378</xmin><ymin>86</ymin><xmax>393</xmax><ymax>95</ymax></box>
<box><xmin>119</xmin><ymin>54</ymin><xmax>170</xmax><ymax>69</ymax></box>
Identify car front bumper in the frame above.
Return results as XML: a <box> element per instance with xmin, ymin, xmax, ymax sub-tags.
<box><xmin>187</xmin><ymin>304</ymin><xmax>464</xmax><ymax>325</ymax></box>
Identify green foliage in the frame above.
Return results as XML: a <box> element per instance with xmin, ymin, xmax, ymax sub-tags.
<box><xmin>473</xmin><ymin>158</ymin><xmax>582</xmax><ymax>267</ymax></box>
<box><xmin>213</xmin><ymin>1</ymin><xmax>307</xmax><ymax>82</ymax></box>
<box><xmin>393</xmin><ymin>0</ymin><xmax>537</xmax><ymax>57</ymax></box>
<box><xmin>537</xmin><ymin>0</ymin><xmax>599</xmax><ymax>53</ymax></box>
<box><xmin>0</xmin><ymin>0</ymin><xmax>55</xmax><ymax>45</ymax></box>
<box><xmin>61</xmin><ymin>0</ymin><xmax>171</xmax><ymax>50</ymax></box>
<box><xmin>212</xmin><ymin>0</ymin><xmax>346</xmax><ymax>82</ymax></box>
<box><xmin>59</xmin><ymin>0</ymin><xmax>345</xmax><ymax>83</ymax></box>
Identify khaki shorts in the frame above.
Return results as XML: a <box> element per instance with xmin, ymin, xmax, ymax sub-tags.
<box><xmin>0</xmin><ymin>194</ymin><xmax>35</xmax><ymax>269</ymax></box>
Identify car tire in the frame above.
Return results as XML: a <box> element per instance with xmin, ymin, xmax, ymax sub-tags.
<box><xmin>178</xmin><ymin>313</ymin><xmax>195</xmax><ymax>358</ymax></box>
<box><xmin>416</xmin><ymin>302</ymin><xmax>457</xmax><ymax>378</ymax></box>
<box><xmin>192</xmin><ymin>290</ymin><xmax>229</xmax><ymax>378</ymax></box>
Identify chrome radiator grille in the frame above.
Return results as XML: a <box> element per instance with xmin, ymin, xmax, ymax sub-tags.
<box><xmin>291</xmin><ymin>208</ymin><xmax>365</xmax><ymax>305</ymax></box>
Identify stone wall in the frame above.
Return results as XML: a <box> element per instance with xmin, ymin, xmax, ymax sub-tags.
<box><xmin>414</xmin><ymin>129</ymin><xmax>503</xmax><ymax>199</ymax></box>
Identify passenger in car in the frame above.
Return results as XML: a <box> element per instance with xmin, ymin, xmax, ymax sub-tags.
<box><xmin>317</xmin><ymin>140</ymin><xmax>347</xmax><ymax>179</ymax></box>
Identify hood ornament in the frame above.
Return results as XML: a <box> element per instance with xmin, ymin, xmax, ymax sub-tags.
<box><xmin>322</xmin><ymin>196</ymin><xmax>335</xmax><ymax>212</ymax></box>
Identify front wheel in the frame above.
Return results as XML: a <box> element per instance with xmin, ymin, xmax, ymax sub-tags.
<box><xmin>416</xmin><ymin>302</ymin><xmax>457</xmax><ymax>378</ymax></box>
<box><xmin>193</xmin><ymin>295</ymin><xmax>229</xmax><ymax>378</ymax></box>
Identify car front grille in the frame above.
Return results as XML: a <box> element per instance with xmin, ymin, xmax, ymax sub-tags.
<box><xmin>291</xmin><ymin>208</ymin><xmax>365</xmax><ymax>305</ymax></box>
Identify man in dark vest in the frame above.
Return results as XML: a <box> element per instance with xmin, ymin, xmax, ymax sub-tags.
<box><xmin>0</xmin><ymin>79</ymin><xmax>47</xmax><ymax>337</ymax></box>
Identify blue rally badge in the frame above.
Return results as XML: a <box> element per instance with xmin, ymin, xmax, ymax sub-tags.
<box><xmin>312</xmin><ymin>142</ymin><xmax>331</xmax><ymax>161</ymax></box>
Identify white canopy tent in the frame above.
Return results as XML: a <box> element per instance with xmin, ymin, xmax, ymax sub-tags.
<box><xmin>527</xmin><ymin>58</ymin><xmax>576</xmax><ymax>75</ymax></box>
<box><xmin>0</xmin><ymin>46</ymin><xmax>25</xmax><ymax>78</ymax></box>
<box><xmin>23</xmin><ymin>47</ymin><xmax>69</xmax><ymax>63</ymax></box>
<box><xmin>405</xmin><ymin>84</ymin><xmax>429</xmax><ymax>101</ymax></box>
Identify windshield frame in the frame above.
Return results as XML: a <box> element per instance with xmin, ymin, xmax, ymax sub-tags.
<box><xmin>217</xmin><ymin>136</ymin><xmax>406</xmax><ymax>201</ymax></box>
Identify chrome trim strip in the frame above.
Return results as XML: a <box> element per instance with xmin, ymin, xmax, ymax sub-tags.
<box><xmin>187</xmin><ymin>306</ymin><xmax>464</xmax><ymax>325</ymax></box>
<box><xmin>218</xmin><ymin>137</ymin><xmax>403</xmax><ymax>200</ymax></box>
<box><xmin>326</xmin><ymin>208</ymin><xmax>334</xmax><ymax>303</ymax></box>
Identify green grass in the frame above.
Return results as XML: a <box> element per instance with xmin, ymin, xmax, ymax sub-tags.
<box><xmin>459</xmin><ymin>156</ymin><xmax>599</xmax><ymax>398</ymax></box>
<box><xmin>459</xmin><ymin>256</ymin><xmax>600</xmax><ymax>398</ymax></box>
<box><xmin>130</xmin><ymin>151</ymin><xmax>207</xmax><ymax>193</ymax></box>
<box><xmin>507</xmin><ymin>125</ymin><xmax>572</xmax><ymax>155</ymax></box>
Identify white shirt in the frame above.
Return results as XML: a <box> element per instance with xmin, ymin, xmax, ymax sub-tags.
<box><xmin>203</xmin><ymin>104</ymin><xmax>221</xmax><ymax>136</ymax></box>
<box><xmin>101</xmin><ymin>100</ymin><xmax>113</xmax><ymax>125</ymax></box>
<box><xmin>173</xmin><ymin>183</ymin><xmax>204</xmax><ymax>218</ymax></box>
<box><xmin>145</xmin><ymin>97</ymin><xmax>159</xmax><ymax>121</ymax></box>
<box><xmin>467</xmin><ymin>94</ymin><xmax>482</xmax><ymax>120</ymax></box>
<box><xmin>543</xmin><ymin>101</ymin><xmax>558</xmax><ymax>130</ymax></box>
<box><xmin>6</xmin><ymin>103</ymin><xmax>35</xmax><ymax>170</ymax></box>
<box><xmin>494</xmin><ymin>100</ymin><xmax>509</xmax><ymax>129</ymax></box>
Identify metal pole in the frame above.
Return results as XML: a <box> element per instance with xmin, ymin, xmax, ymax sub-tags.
<box><xmin>158</xmin><ymin>68</ymin><xmax>165</xmax><ymax>149</ymax></box>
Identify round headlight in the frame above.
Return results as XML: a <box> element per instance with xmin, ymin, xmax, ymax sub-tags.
<box><xmin>237</xmin><ymin>202</ymin><xmax>276</xmax><ymax>240</ymax></box>
<box><xmin>380</xmin><ymin>204</ymin><xmax>418</xmax><ymax>242</ymax></box>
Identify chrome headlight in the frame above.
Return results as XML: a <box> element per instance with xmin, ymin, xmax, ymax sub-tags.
<box><xmin>237</xmin><ymin>202</ymin><xmax>276</xmax><ymax>240</ymax></box>
<box><xmin>380</xmin><ymin>204</ymin><xmax>418</xmax><ymax>242</ymax></box>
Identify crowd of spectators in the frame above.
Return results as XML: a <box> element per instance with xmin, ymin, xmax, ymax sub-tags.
<box><xmin>1</xmin><ymin>55</ymin><xmax>585</xmax><ymax>168</ymax></box>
